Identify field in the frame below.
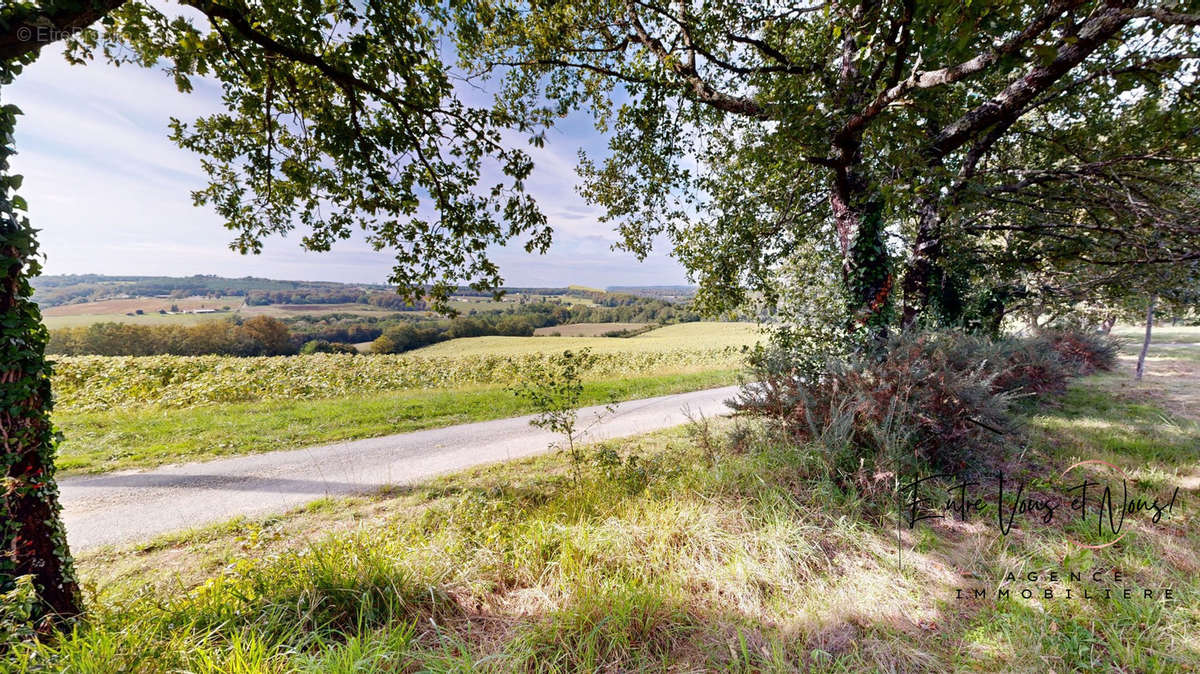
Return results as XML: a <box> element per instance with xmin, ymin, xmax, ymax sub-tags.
<box><xmin>238</xmin><ymin>303</ymin><xmax>405</xmax><ymax>318</ymax></box>
<box><xmin>37</xmin><ymin>289</ymin><xmax>610</xmax><ymax>328</ymax></box>
<box><xmin>41</xmin><ymin>295</ymin><xmax>243</xmax><ymax>316</ymax></box>
<box><xmin>1110</xmin><ymin>323</ymin><xmax>1200</xmax><ymax>344</ymax></box>
<box><xmin>49</xmin><ymin>322</ymin><xmax>753</xmax><ymax>473</ymax></box>
<box><xmin>415</xmin><ymin>321</ymin><xmax>761</xmax><ymax>356</ymax></box>
<box><xmin>533</xmin><ymin>322</ymin><xmax>648</xmax><ymax>336</ymax></box>
<box><xmin>19</xmin><ymin>338</ymin><xmax>1199</xmax><ymax>671</ymax></box>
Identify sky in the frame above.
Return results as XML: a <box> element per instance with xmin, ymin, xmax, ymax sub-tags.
<box><xmin>5</xmin><ymin>36</ymin><xmax>690</xmax><ymax>288</ymax></box>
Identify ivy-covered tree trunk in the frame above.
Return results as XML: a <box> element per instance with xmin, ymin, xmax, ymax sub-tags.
<box><xmin>1</xmin><ymin>81</ymin><xmax>82</xmax><ymax>622</ymax></box>
<box><xmin>830</xmin><ymin>175</ymin><xmax>893</xmax><ymax>338</ymax></box>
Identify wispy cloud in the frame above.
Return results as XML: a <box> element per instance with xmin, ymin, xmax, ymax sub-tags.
<box><xmin>6</xmin><ymin>43</ymin><xmax>687</xmax><ymax>287</ymax></box>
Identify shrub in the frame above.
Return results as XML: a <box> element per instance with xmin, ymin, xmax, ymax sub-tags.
<box><xmin>300</xmin><ymin>339</ymin><xmax>358</xmax><ymax>355</ymax></box>
<box><xmin>733</xmin><ymin>328</ymin><xmax>1110</xmax><ymax>479</ymax></box>
<box><xmin>988</xmin><ymin>337</ymin><xmax>1070</xmax><ymax>400</ymax></box>
<box><xmin>734</xmin><ymin>331</ymin><xmax>1012</xmax><ymax>475</ymax></box>
<box><xmin>1039</xmin><ymin>330</ymin><xmax>1120</xmax><ymax>375</ymax></box>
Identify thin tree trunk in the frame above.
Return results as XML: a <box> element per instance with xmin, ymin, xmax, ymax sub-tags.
<box><xmin>1136</xmin><ymin>293</ymin><xmax>1157</xmax><ymax>381</ymax></box>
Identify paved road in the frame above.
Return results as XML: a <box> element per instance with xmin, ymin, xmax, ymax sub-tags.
<box><xmin>60</xmin><ymin>385</ymin><xmax>741</xmax><ymax>551</ymax></box>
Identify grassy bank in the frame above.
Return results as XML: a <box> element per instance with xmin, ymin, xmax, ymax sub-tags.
<box><xmin>54</xmin><ymin>369</ymin><xmax>739</xmax><ymax>475</ymax></box>
<box><xmin>16</xmin><ymin>348</ymin><xmax>1198</xmax><ymax>671</ymax></box>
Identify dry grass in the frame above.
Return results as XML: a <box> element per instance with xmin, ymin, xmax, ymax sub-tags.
<box><xmin>532</xmin><ymin>322</ymin><xmax>648</xmax><ymax>336</ymax></box>
<box><xmin>41</xmin><ymin>296</ymin><xmax>241</xmax><ymax>316</ymax></box>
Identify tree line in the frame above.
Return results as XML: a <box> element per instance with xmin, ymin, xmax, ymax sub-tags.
<box><xmin>47</xmin><ymin>317</ymin><xmax>296</xmax><ymax>357</ymax></box>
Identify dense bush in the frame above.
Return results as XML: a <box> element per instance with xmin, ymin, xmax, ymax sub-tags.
<box><xmin>299</xmin><ymin>340</ymin><xmax>359</xmax><ymax>355</ymax></box>
<box><xmin>1039</xmin><ymin>330</ymin><xmax>1121</xmax><ymax>375</ymax></box>
<box><xmin>733</xmin><ymin>329</ymin><xmax>1113</xmax><ymax>477</ymax></box>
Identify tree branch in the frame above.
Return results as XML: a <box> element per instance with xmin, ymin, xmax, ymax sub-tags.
<box><xmin>0</xmin><ymin>0</ymin><xmax>127</xmax><ymax>62</ymax></box>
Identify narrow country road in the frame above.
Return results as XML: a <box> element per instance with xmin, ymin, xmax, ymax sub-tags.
<box><xmin>60</xmin><ymin>385</ymin><xmax>741</xmax><ymax>551</ymax></box>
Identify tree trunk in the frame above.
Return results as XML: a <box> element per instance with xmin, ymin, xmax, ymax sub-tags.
<box><xmin>1</xmin><ymin>95</ymin><xmax>83</xmax><ymax>623</ymax></box>
<box><xmin>1135</xmin><ymin>293</ymin><xmax>1156</xmax><ymax>381</ymax></box>
<box><xmin>901</xmin><ymin>197</ymin><xmax>941</xmax><ymax>327</ymax></box>
<box><xmin>830</xmin><ymin>174</ymin><xmax>892</xmax><ymax>339</ymax></box>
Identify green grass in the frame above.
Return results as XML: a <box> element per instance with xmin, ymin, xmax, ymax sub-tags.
<box><xmin>54</xmin><ymin>370</ymin><xmax>740</xmax><ymax>474</ymax></box>
<box><xmin>14</xmin><ymin>351</ymin><xmax>1197</xmax><ymax>671</ymax></box>
<box><xmin>414</xmin><ymin>321</ymin><xmax>762</xmax><ymax>356</ymax></box>
<box><xmin>1110</xmin><ymin>324</ymin><xmax>1200</xmax><ymax>344</ymax></box>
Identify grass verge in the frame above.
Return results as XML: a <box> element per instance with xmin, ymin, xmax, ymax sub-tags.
<box><xmin>54</xmin><ymin>369</ymin><xmax>739</xmax><ymax>475</ymax></box>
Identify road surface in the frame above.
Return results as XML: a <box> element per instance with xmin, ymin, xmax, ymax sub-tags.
<box><xmin>60</xmin><ymin>385</ymin><xmax>740</xmax><ymax>551</ymax></box>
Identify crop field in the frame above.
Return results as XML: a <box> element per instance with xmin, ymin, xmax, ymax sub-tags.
<box><xmin>40</xmin><ymin>298</ymin><xmax>405</xmax><ymax>328</ymax></box>
<box><xmin>414</xmin><ymin>321</ymin><xmax>761</xmax><ymax>356</ymax></box>
<box><xmin>237</xmin><ymin>303</ymin><xmax>401</xmax><ymax>318</ymax></box>
<box><xmin>47</xmin><ymin>320</ymin><xmax>753</xmax><ymax>472</ymax></box>
<box><xmin>40</xmin><ymin>295</ymin><xmax>242</xmax><ymax>316</ymax></box>
<box><xmin>51</xmin><ymin>344</ymin><xmax>747</xmax><ymax>414</ymax></box>
<box><xmin>41</xmin><ymin>296</ymin><xmax>241</xmax><ymax>328</ymax></box>
<box><xmin>43</xmin><ymin>312</ymin><xmax>231</xmax><ymax>329</ymax></box>
<box><xmin>532</xmin><ymin>322</ymin><xmax>648</xmax><ymax>336</ymax></box>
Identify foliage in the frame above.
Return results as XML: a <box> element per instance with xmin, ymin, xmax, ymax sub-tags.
<box><xmin>0</xmin><ymin>575</ymin><xmax>38</xmax><ymax>648</ymax></box>
<box><xmin>1039</xmin><ymin>330</ymin><xmax>1121</xmax><ymax>377</ymax></box>
<box><xmin>48</xmin><ymin>316</ymin><xmax>295</xmax><ymax>356</ymax></box>
<box><xmin>466</xmin><ymin>0</ymin><xmax>1200</xmax><ymax>333</ymax></box>
<box><xmin>510</xmin><ymin>349</ymin><xmax>608</xmax><ymax>485</ymax></box>
<box><xmin>298</xmin><ymin>339</ymin><xmax>358</xmax><ymax>355</ymax></box>
<box><xmin>5</xmin><ymin>0</ymin><xmax>556</xmax><ymax>310</ymax></box>
<box><xmin>1</xmin><ymin>53</ymin><xmax>81</xmax><ymax>620</ymax></box>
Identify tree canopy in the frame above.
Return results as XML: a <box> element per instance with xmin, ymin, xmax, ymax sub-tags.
<box><xmin>464</xmin><ymin>0</ymin><xmax>1200</xmax><ymax>335</ymax></box>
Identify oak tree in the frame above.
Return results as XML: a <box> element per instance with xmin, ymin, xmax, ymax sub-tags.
<box><xmin>465</xmin><ymin>0</ymin><xmax>1200</xmax><ymax>337</ymax></box>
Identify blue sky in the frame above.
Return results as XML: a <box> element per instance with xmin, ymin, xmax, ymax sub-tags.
<box><xmin>6</xmin><ymin>40</ymin><xmax>689</xmax><ymax>288</ymax></box>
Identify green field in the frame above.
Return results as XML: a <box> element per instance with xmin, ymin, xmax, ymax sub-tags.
<box><xmin>1110</xmin><ymin>324</ymin><xmax>1200</xmax><ymax>343</ymax></box>
<box><xmin>414</xmin><ymin>321</ymin><xmax>761</xmax><ymax>356</ymax></box>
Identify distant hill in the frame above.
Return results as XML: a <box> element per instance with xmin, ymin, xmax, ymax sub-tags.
<box><xmin>605</xmin><ymin>285</ymin><xmax>697</xmax><ymax>300</ymax></box>
<box><xmin>31</xmin><ymin>274</ymin><xmax>390</xmax><ymax>308</ymax></box>
<box><xmin>31</xmin><ymin>275</ymin><xmax>698</xmax><ymax>309</ymax></box>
